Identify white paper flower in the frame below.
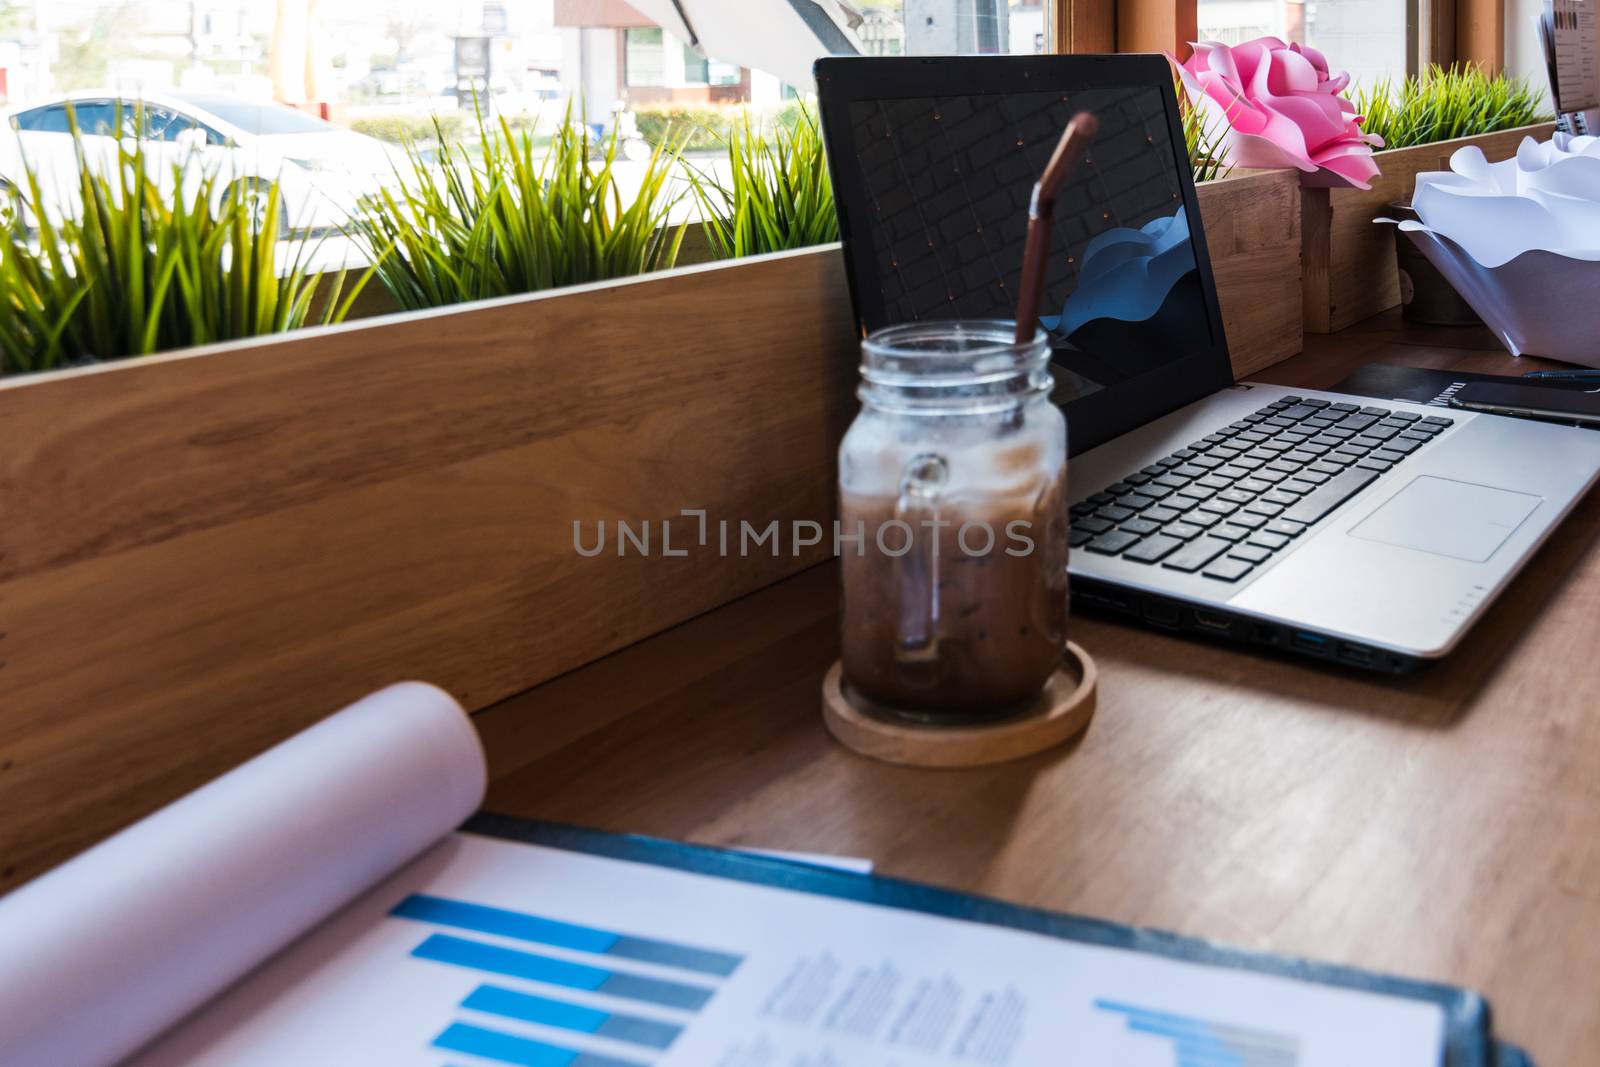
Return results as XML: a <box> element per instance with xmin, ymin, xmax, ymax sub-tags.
<box><xmin>1407</xmin><ymin>133</ymin><xmax>1600</xmax><ymax>265</ymax></box>
<box><xmin>1390</xmin><ymin>132</ymin><xmax>1600</xmax><ymax>364</ymax></box>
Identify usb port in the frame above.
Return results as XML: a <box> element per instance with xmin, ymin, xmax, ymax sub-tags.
<box><xmin>1192</xmin><ymin>609</ymin><xmax>1233</xmax><ymax>634</ymax></box>
<box><xmin>1340</xmin><ymin>642</ymin><xmax>1376</xmax><ymax>666</ymax></box>
<box><xmin>1291</xmin><ymin>630</ymin><xmax>1329</xmax><ymax>653</ymax></box>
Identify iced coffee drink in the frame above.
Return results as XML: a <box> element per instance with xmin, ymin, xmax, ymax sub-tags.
<box><xmin>838</xmin><ymin>322</ymin><xmax>1069</xmax><ymax>722</ymax></box>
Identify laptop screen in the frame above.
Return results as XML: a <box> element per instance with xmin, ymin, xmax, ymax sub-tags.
<box><xmin>816</xmin><ymin>56</ymin><xmax>1236</xmax><ymax>455</ymax></box>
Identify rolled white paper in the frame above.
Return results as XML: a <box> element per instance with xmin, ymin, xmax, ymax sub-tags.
<box><xmin>0</xmin><ymin>682</ymin><xmax>486</xmax><ymax>1067</ymax></box>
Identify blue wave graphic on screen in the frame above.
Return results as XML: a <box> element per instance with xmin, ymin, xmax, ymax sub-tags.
<box><xmin>1043</xmin><ymin>206</ymin><xmax>1196</xmax><ymax>339</ymax></box>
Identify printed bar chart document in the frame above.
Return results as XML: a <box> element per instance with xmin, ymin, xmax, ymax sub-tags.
<box><xmin>0</xmin><ymin>684</ymin><xmax>1514</xmax><ymax>1067</ymax></box>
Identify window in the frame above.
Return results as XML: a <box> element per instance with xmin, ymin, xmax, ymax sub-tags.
<box><xmin>853</xmin><ymin>1</ymin><xmax>1049</xmax><ymax>58</ymax></box>
<box><xmin>624</xmin><ymin>27</ymin><xmax>666</xmax><ymax>88</ymax></box>
<box><xmin>683</xmin><ymin>45</ymin><xmax>710</xmax><ymax>85</ymax></box>
<box><xmin>175</xmin><ymin>97</ymin><xmax>334</xmax><ymax>136</ymax></box>
<box><xmin>1197</xmin><ymin>0</ymin><xmax>1411</xmax><ymax>86</ymax></box>
<box><xmin>14</xmin><ymin>102</ymin><xmax>118</xmax><ymax>136</ymax></box>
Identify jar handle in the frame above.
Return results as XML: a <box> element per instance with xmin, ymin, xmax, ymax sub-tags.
<box><xmin>894</xmin><ymin>453</ymin><xmax>949</xmax><ymax>662</ymax></box>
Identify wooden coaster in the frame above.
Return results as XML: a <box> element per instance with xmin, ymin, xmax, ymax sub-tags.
<box><xmin>821</xmin><ymin>642</ymin><xmax>1098</xmax><ymax>768</ymax></box>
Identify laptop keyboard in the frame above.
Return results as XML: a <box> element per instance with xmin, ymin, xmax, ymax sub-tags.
<box><xmin>1069</xmin><ymin>396</ymin><xmax>1455</xmax><ymax>583</ymax></box>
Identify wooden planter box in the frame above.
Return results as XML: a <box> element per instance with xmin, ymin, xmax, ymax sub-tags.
<box><xmin>1301</xmin><ymin>122</ymin><xmax>1557</xmax><ymax>333</ymax></box>
<box><xmin>0</xmin><ymin>246</ymin><xmax>859</xmax><ymax>889</ymax></box>
<box><xmin>1194</xmin><ymin>167</ymin><xmax>1303</xmax><ymax>377</ymax></box>
<box><xmin>0</xmin><ymin>176</ymin><xmax>1298</xmax><ymax>887</ymax></box>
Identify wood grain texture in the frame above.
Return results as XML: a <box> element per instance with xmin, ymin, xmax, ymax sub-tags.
<box><xmin>1456</xmin><ymin>0</ymin><xmax>1507</xmax><ymax>73</ymax></box>
<box><xmin>1197</xmin><ymin>168</ymin><xmax>1303</xmax><ymax>376</ymax></box>
<box><xmin>1115</xmin><ymin>0</ymin><xmax>1198</xmax><ymax>59</ymax></box>
<box><xmin>478</xmin><ymin>313</ymin><xmax>1600</xmax><ymax>1067</ymax></box>
<box><xmin>1301</xmin><ymin>123</ymin><xmax>1556</xmax><ymax>333</ymax></box>
<box><xmin>1057</xmin><ymin>0</ymin><xmax>1116</xmax><ymax>53</ymax></box>
<box><xmin>0</xmin><ymin>246</ymin><xmax>858</xmax><ymax>890</ymax></box>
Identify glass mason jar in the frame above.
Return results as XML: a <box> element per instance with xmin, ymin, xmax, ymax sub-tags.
<box><xmin>838</xmin><ymin>321</ymin><xmax>1069</xmax><ymax>722</ymax></box>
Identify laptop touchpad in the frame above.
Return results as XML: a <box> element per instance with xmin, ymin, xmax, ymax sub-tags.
<box><xmin>1349</xmin><ymin>476</ymin><xmax>1541</xmax><ymax>563</ymax></box>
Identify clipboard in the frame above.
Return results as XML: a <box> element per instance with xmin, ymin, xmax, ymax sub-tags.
<box><xmin>466</xmin><ymin>814</ymin><xmax>1531</xmax><ymax>1067</ymax></box>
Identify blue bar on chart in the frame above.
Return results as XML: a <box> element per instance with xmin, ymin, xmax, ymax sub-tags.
<box><xmin>392</xmin><ymin>894</ymin><xmax>743</xmax><ymax>977</ymax></box>
<box><xmin>433</xmin><ymin>1021</ymin><xmax>648</xmax><ymax>1067</ymax></box>
<box><xmin>462</xmin><ymin>985</ymin><xmax>683</xmax><ymax>1051</ymax></box>
<box><xmin>412</xmin><ymin>934</ymin><xmax>715</xmax><ymax>1011</ymax></box>
<box><xmin>1093</xmin><ymin>999</ymin><xmax>1301</xmax><ymax>1067</ymax></box>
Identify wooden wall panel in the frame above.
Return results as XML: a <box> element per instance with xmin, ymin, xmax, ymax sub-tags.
<box><xmin>0</xmin><ymin>247</ymin><xmax>858</xmax><ymax>889</ymax></box>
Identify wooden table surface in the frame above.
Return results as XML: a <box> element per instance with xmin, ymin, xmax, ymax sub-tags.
<box><xmin>477</xmin><ymin>310</ymin><xmax>1600</xmax><ymax>1066</ymax></box>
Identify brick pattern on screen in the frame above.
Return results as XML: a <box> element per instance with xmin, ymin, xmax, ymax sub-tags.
<box><xmin>848</xmin><ymin>88</ymin><xmax>1187</xmax><ymax>325</ymax></box>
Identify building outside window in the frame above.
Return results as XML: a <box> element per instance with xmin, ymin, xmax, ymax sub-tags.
<box><xmin>1197</xmin><ymin>0</ymin><xmax>1410</xmax><ymax>87</ymax></box>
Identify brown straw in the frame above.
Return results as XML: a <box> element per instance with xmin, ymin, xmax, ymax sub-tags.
<box><xmin>1013</xmin><ymin>112</ymin><xmax>1100</xmax><ymax>344</ymax></box>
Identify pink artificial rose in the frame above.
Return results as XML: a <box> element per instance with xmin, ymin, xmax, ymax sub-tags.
<box><xmin>1177</xmin><ymin>36</ymin><xmax>1383</xmax><ymax>189</ymax></box>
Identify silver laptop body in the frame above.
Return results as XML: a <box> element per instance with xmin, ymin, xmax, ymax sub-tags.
<box><xmin>1067</xmin><ymin>381</ymin><xmax>1600</xmax><ymax>671</ymax></box>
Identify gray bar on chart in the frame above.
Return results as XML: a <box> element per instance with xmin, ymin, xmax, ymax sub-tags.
<box><xmin>596</xmin><ymin>1014</ymin><xmax>683</xmax><ymax>1050</ymax></box>
<box><xmin>608</xmin><ymin>935</ymin><xmax>743</xmax><ymax>977</ymax></box>
<box><xmin>599</xmin><ymin>972</ymin><xmax>715</xmax><ymax>1011</ymax></box>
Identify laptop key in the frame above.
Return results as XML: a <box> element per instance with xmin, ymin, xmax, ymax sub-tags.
<box><xmin>1086</xmin><ymin>530</ymin><xmax>1142</xmax><ymax>555</ymax></box>
<box><xmin>1140</xmin><ymin>484</ymin><xmax>1176</xmax><ymax>501</ymax></box>
<box><xmin>1073</xmin><ymin>516</ymin><xmax>1114</xmax><ymax>535</ymax></box>
<box><xmin>1153</xmin><ymin>473</ymin><xmax>1190</xmax><ymax>490</ymax></box>
<box><xmin>1373</xmin><ymin>448</ymin><xmax>1407</xmax><ymax>464</ymax></box>
<box><xmin>1214</xmin><ymin>464</ymin><xmax>1253</xmax><ymax>480</ymax></box>
<box><xmin>1106</xmin><ymin>481</ymin><xmax>1135</xmax><ymax>496</ymax></box>
<box><xmin>1230</xmin><ymin>512</ymin><xmax>1269</xmax><ymax>530</ymax></box>
<box><xmin>1356</xmin><ymin>458</ymin><xmax>1393</xmax><ymax>473</ymax></box>
<box><xmin>1124</xmin><ymin>471</ymin><xmax>1153</xmax><ymax>486</ymax></box>
<box><xmin>1123</xmin><ymin>534</ymin><xmax>1183</xmax><ymax>563</ymax></box>
<box><xmin>1328</xmin><ymin>402</ymin><xmax>1359</xmax><ymax>413</ymax></box>
<box><xmin>1262</xmin><ymin>489</ymin><xmax>1300</xmax><ymax>506</ymax></box>
<box><xmin>1182</xmin><ymin>510</ymin><xmax>1223</xmax><ymax>529</ymax></box>
<box><xmin>1388</xmin><ymin>411</ymin><xmax>1421</xmax><ymax>422</ymax></box>
<box><xmin>1117</xmin><ymin>492</ymin><xmax>1157</xmax><ymax>511</ymax></box>
<box><xmin>1309</xmin><ymin>461</ymin><xmax>1344</xmax><ymax>477</ymax></box>
<box><xmin>1096</xmin><ymin>504</ymin><xmax>1136</xmax><ymax>522</ymax></box>
<box><xmin>1301</xmin><ymin>398</ymin><xmax>1330</xmax><ymax>408</ymax></box>
<box><xmin>1387</xmin><ymin>438</ymin><xmax>1422</xmax><ymax>455</ymax></box>
<box><xmin>1218</xmin><ymin>488</ymin><xmax>1255</xmax><ymax>504</ymax></box>
<box><xmin>1162</xmin><ymin>536</ymin><xmax>1231</xmax><ymax>572</ymax></box>
<box><xmin>1229</xmin><ymin>543</ymin><xmax>1272</xmax><ymax>563</ymax></box>
<box><xmin>1070</xmin><ymin>528</ymin><xmax>1094</xmax><ymax>547</ymax></box>
<box><xmin>1278</xmin><ymin>478</ymin><xmax>1316</xmax><ymax>495</ymax></box>
<box><xmin>1121</xmin><ymin>518</ymin><xmax>1163</xmax><ymax>537</ymax></box>
<box><xmin>1144</xmin><ymin>505</ymin><xmax>1182</xmax><ymax>523</ymax></box>
<box><xmin>1236</xmin><ymin>477</ymin><xmax>1273</xmax><ymax>494</ymax></box>
<box><xmin>1248</xmin><ymin>530</ymin><xmax>1291</xmax><ymax>551</ymax></box>
<box><xmin>1279</xmin><ymin>404</ymin><xmax>1320</xmax><ymax>421</ymax></box>
<box><xmin>1210</xmin><ymin>523</ymin><xmax>1251</xmax><ymax>542</ymax></box>
<box><xmin>1266</xmin><ymin>518</ymin><xmax>1310</xmax><ymax>538</ymax></box>
<box><xmin>1199</xmin><ymin>474</ymin><xmax>1235</xmax><ymax>490</ymax></box>
<box><xmin>1203</xmin><ymin>557</ymin><xmax>1255</xmax><ymax>582</ymax></box>
<box><xmin>1164</xmin><ymin>521</ymin><xmax>1203</xmax><ymax>540</ymax></box>
<box><xmin>1421</xmin><ymin>415</ymin><xmax>1454</xmax><ymax>427</ymax></box>
<box><xmin>1360</xmin><ymin>406</ymin><xmax>1392</xmax><ymax>417</ymax></box>
<box><xmin>1198</xmin><ymin>498</ymin><xmax>1238</xmax><ymax>516</ymax></box>
<box><xmin>1089</xmin><ymin>491</ymin><xmax>1116</xmax><ymax>505</ymax></box>
<box><xmin>1243</xmin><ymin>501</ymin><xmax>1282</xmax><ymax>518</ymax></box>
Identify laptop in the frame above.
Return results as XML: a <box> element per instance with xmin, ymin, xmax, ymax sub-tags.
<box><xmin>814</xmin><ymin>53</ymin><xmax>1600</xmax><ymax>672</ymax></box>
